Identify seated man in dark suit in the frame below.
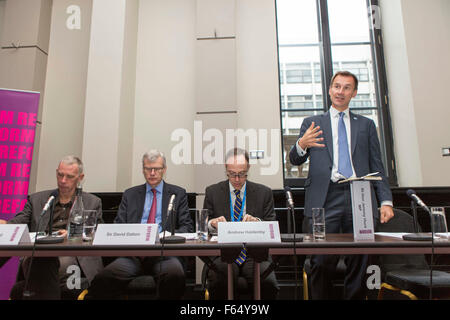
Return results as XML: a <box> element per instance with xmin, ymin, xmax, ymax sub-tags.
<box><xmin>203</xmin><ymin>148</ymin><xmax>279</xmax><ymax>300</ymax></box>
<box><xmin>87</xmin><ymin>150</ymin><xmax>194</xmax><ymax>299</ymax></box>
<box><xmin>0</xmin><ymin>155</ymin><xmax>103</xmax><ymax>299</ymax></box>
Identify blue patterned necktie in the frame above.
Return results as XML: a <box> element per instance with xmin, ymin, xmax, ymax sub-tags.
<box><xmin>233</xmin><ymin>190</ymin><xmax>247</xmax><ymax>266</ymax></box>
<box><xmin>338</xmin><ymin>112</ymin><xmax>353</xmax><ymax>178</ymax></box>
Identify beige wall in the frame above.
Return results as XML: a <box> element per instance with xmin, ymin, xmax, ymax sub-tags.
<box><xmin>0</xmin><ymin>0</ymin><xmax>52</xmax><ymax>193</ymax></box>
<box><xmin>36</xmin><ymin>0</ymin><xmax>92</xmax><ymax>192</ymax></box>
<box><xmin>133</xmin><ymin>0</ymin><xmax>196</xmax><ymax>190</ymax></box>
<box><xmin>3</xmin><ymin>0</ymin><xmax>449</xmax><ymax>193</ymax></box>
<box><xmin>381</xmin><ymin>0</ymin><xmax>450</xmax><ymax>187</ymax></box>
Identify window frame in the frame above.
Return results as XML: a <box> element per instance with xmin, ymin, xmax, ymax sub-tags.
<box><xmin>276</xmin><ymin>0</ymin><xmax>398</xmax><ymax>188</ymax></box>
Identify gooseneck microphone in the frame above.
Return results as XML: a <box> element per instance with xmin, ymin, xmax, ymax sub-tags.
<box><xmin>403</xmin><ymin>189</ymin><xmax>435</xmax><ymax>299</ymax></box>
<box><xmin>406</xmin><ymin>189</ymin><xmax>430</xmax><ymax>213</ymax></box>
<box><xmin>40</xmin><ymin>195</ymin><xmax>56</xmax><ymax>216</ymax></box>
<box><xmin>281</xmin><ymin>187</ymin><xmax>302</xmax><ymax>242</ymax></box>
<box><xmin>403</xmin><ymin>189</ymin><xmax>432</xmax><ymax>241</ymax></box>
<box><xmin>36</xmin><ymin>190</ymin><xmax>64</xmax><ymax>244</ymax></box>
<box><xmin>23</xmin><ymin>190</ymin><xmax>61</xmax><ymax>298</ymax></box>
<box><xmin>285</xmin><ymin>186</ymin><xmax>294</xmax><ymax>209</ymax></box>
<box><xmin>160</xmin><ymin>194</ymin><xmax>185</xmax><ymax>244</ymax></box>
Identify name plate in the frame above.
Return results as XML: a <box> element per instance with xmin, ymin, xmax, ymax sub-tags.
<box><xmin>0</xmin><ymin>224</ymin><xmax>31</xmax><ymax>245</ymax></box>
<box><xmin>218</xmin><ymin>221</ymin><xmax>281</xmax><ymax>243</ymax></box>
<box><xmin>92</xmin><ymin>224</ymin><xmax>158</xmax><ymax>245</ymax></box>
<box><xmin>350</xmin><ymin>180</ymin><xmax>375</xmax><ymax>241</ymax></box>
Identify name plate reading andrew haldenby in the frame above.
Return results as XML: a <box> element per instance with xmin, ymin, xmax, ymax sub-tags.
<box><xmin>0</xmin><ymin>224</ymin><xmax>31</xmax><ymax>245</ymax></box>
<box><xmin>217</xmin><ymin>221</ymin><xmax>281</xmax><ymax>243</ymax></box>
<box><xmin>93</xmin><ymin>224</ymin><xmax>158</xmax><ymax>245</ymax></box>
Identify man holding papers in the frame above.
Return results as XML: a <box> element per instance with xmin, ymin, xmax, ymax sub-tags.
<box><xmin>86</xmin><ymin>150</ymin><xmax>193</xmax><ymax>299</ymax></box>
<box><xmin>289</xmin><ymin>71</ymin><xmax>394</xmax><ymax>299</ymax></box>
<box><xmin>203</xmin><ymin>148</ymin><xmax>279</xmax><ymax>300</ymax></box>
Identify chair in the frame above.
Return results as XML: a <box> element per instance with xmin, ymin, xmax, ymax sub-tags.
<box><xmin>376</xmin><ymin>208</ymin><xmax>450</xmax><ymax>300</ymax></box>
<box><xmin>201</xmin><ymin>258</ymin><xmax>251</xmax><ymax>300</ymax></box>
<box><xmin>302</xmin><ymin>256</ymin><xmax>347</xmax><ymax>300</ymax></box>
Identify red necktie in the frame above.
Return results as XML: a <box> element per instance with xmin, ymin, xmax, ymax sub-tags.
<box><xmin>147</xmin><ymin>189</ymin><xmax>157</xmax><ymax>223</ymax></box>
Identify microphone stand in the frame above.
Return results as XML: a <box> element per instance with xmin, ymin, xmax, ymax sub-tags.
<box><xmin>22</xmin><ymin>213</ymin><xmax>47</xmax><ymax>299</ymax></box>
<box><xmin>429</xmin><ymin>206</ymin><xmax>434</xmax><ymax>300</ymax></box>
<box><xmin>160</xmin><ymin>203</ymin><xmax>185</xmax><ymax>244</ymax></box>
<box><xmin>281</xmin><ymin>204</ymin><xmax>303</xmax><ymax>242</ymax></box>
<box><xmin>402</xmin><ymin>201</ymin><xmax>432</xmax><ymax>241</ymax></box>
<box><xmin>35</xmin><ymin>200</ymin><xmax>64</xmax><ymax>244</ymax></box>
<box><xmin>403</xmin><ymin>203</ymin><xmax>435</xmax><ymax>299</ymax></box>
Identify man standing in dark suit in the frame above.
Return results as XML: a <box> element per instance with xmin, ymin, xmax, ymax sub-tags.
<box><xmin>203</xmin><ymin>148</ymin><xmax>279</xmax><ymax>300</ymax></box>
<box><xmin>0</xmin><ymin>155</ymin><xmax>103</xmax><ymax>299</ymax></box>
<box><xmin>87</xmin><ymin>150</ymin><xmax>193</xmax><ymax>299</ymax></box>
<box><xmin>289</xmin><ymin>71</ymin><xmax>394</xmax><ymax>299</ymax></box>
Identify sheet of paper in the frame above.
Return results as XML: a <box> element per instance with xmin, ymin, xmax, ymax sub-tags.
<box><xmin>375</xmin><ymin>232</ymin><xmax>409</xmax><ymax>239</ymax></box>
<box><xmin>159</xmin><ymin>232</ymin><xmax>198</xmax><ymax>240</ymax></box>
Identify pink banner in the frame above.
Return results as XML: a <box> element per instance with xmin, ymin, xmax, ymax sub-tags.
<box><xmin>0</xmin><ymin>88</ymin><xmax>39</xmax><ymax>300</ymax></box>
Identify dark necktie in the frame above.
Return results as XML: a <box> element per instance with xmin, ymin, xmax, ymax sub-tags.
<box><xmin>233</xmin><ymin>190</ymin><xmax>247</xmax><ymax>266</ymax></box>
<box><xmin>147</xmin><ymin>189</ymin><xmax>157</xmax><ymax>223</ymax></box>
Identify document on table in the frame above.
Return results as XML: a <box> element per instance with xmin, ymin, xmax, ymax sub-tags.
<box><xmin>376</xmin><ymin>232</ymin><xmax>450</xmax><ymax>240</ymax></box>
<box><xmin>159</xmin><ymin>232</ymin><xmax>198</xmax><ymax>240</ymax></box>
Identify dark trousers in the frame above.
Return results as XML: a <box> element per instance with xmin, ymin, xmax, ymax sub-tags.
<box><xmin>306</xmin><ymin>182</ymin><xmax>369</xmax><ymax>300</ymax></box>
<box><xmin>20</xmin><ymin>257</ymin><xmax>61</xmax><ymax>299</ymax></box>
<box><xmin>15</xmin><ymin>256</ymin><xmax>88</xmax><ymax>300</ymax></box>
<box><xmin>88</xmin><ymin>256</ymin><xmax>185</xmax><ymax>299</ymax></box>
<box><xmin>205</xmin><ymin>256</ymin><xmax>279</xmax><ymax>300</ymax></box>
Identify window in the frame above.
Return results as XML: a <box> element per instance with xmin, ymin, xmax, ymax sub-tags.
<box><xmin>276</xmin><ymin>0</ymin><xmax>397</xmax><ymax>186</ymax></box>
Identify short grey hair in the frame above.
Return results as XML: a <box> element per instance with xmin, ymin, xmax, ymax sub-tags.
<box><xmin>59</xmin><ymin>155</ymin><xmax>84</xmax><ymax>175</ymax></box>
<box><xmin>142</xmin><ymin>150</ymin><xmax>167</xmax><ymax>168</ymax></box>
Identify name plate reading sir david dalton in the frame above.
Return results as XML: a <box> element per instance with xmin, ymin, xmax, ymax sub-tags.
<box><xmin>93</xmin><ymin>224</ymin><xmax>158</xmax><ymax>245</ymax></box>
<box><xmin>218</xmin><ymin>221</ymin><xmax>281</xmax><ymax>243</ymax></box>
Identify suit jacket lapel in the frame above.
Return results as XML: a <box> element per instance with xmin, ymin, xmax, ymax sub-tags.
<box><xmin>220</xmin><ymin>181</ymin><xmax>231</xmax><ymax>220</ymax></box>
<box><xmin>137</xmin><ymin>184</ymin><xmax>146</xmax><ymax>222</ymax></box>
<box><xmin>161</xmin><ymin>182</ymin><xmax>170</xmax><ymax>226</ymax></box>
<box><xmin>350</xmin><ymin>111</ymin><xmax>359</xmax><ymax>156</ymax></box>
<box><xmin>245</xmin><ymin>181</ymin><xmax>255</xmax><ymax>216</ymax></box>
<box><xmin>322</xmin><ymin>111</ymin><xmax>333</xmax><ymax>161</ymax></box>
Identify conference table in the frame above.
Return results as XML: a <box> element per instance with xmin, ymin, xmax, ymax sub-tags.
<box><xmin>1</xmin><ymin>233</ymin><xmax>450</xmax><ymax>300</ymax></box>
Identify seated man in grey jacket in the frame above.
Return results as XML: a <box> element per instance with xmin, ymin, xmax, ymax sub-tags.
<box><xmin>0</xmin><ymin>155</ymin><xmax>103</xmax><ymax>299</ymax></box>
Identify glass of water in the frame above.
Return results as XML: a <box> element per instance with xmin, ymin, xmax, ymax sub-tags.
<box><xmin>430</xmin><ymin>207</ymin><xmax>448</xmax><ymax>239</ymax></box>
<box><xmin>196</xmin><ymin>209</ymin><xmax>209</xmax><ymax>241</ymax></box>
<box><xmin>82</xmin><ymin>210</ymin><xmax>98</xmax><ymax>242</ymax></box>
<box><xmin>312</xmin><ymin>208</ymin><xmax>326</xmax><ymax>241</ymax></box>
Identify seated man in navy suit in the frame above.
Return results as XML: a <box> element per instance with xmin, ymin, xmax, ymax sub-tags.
<box><xmin>203</xmin><ymin>148</ymin><xmax>279</xmax><ymax>300</ymax></box>
<box><xmin>87</xmin><ymin>150</ymin><xmax>193</xmax><ymax>299</ymax></box>
<box><xmin>289</xmin><ymin>71</ymin><xmax>394</xmax><ymax>299</ymax></box>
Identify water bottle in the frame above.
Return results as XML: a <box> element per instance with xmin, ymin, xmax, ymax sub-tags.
<box><xmin>67</xmin><ymin>187</ymin><xmax>84</xmax><ymax>240</ymax></box>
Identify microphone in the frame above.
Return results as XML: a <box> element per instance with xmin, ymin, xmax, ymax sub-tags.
<box><xmin>35</xmin><ymin>190</ymin><xmax>64</xmax><ymax>244</ymax></box>
<box><xmin>40</xmin><ymin>194</ymin><xmax>56</xmax><ymax>217</ymax></box>
<box><xmin>281</xmin><ymin>186</ymin><xmax>303</xmax><ymax>243</ymax></box>
<box><xmin>23</xmin><ymin>190</ymin><xmax>61</xmax><ymax>298</ymax></box>
<box><xmin>403</xmin><ymin>189</ymin><xmax>432</xmax><ymax>241</ymax></box>
<box><xmin>167</xmin><ymin>194</ymin><xmax>176</xmax><ymax>214</ymax></box>
<box><xmin>406</xmin><ymin>189</ymin><xmax>430</xmax><ymax>212</ymax></box>
<box><xmin>284</xmin><ymin>186</ymin><xmax>294</xmax><ymax>209</ymax></box>
<box><xmin>160</xmin><ymin>194</ymin><xmax>185</xmax><ymax>244</ymax></box>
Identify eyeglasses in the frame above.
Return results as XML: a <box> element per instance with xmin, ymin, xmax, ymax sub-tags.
<box><xmin>226</xmin><ymin>171</ymin><xmax>248</xmax><ymax>179</ymax></box>
<box><xmin>143</xmin><ymin>166</ymin><xmax>164</xmax><ymax>173</ymax></box>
